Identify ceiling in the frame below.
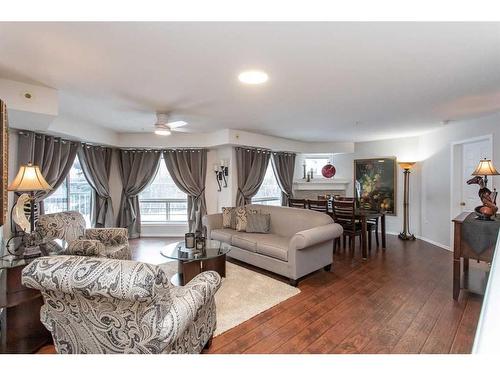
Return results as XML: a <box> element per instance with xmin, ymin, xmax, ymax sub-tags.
<box><xmin>0</xmin><ymin>22</ymin><xmax>499</xmax><ymax>142</ymax></box>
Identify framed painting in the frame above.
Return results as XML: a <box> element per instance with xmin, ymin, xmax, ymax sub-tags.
<box><xmin>354</xmin><ymin>157</ymin><xmax>397</xmax><ymax>215</ymax></box>
<box><xmin>0</xmin><ymin>99</ymin><xmax>8</xmax><ymax>226</ymax></box>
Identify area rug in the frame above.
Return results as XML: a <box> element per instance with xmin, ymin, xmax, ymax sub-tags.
<box><xmin>158</xmin><ymin>261</ymin><xmax>300</xmax><ymax>336</ymax></box>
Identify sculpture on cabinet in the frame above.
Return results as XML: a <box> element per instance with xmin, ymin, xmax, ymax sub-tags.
<box><xmin>466</xmin><ymin>176</ymin><xmax>498</xmax><ymax>220</ymax></box>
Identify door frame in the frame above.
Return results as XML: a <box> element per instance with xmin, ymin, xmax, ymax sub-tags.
<box><xmin>449</xmin><ymin>134</ymin><xmax>493</xmax><ymax>247</ymax></box>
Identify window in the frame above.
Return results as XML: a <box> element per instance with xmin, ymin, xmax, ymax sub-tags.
<box><xmin>252</xmin><ymin>163</ymin><xmax>282</xmax><ymax>206</ymax></box>
<box><xmin>305</xmin><ymin>157</ymin><xmax>331</xmax><ymax>178</ymax></box>
<box><xmin>44</xmin><ymin>156</ymin><xmax>93</xmax><ymax>227</ymax></box>
<box><xmin>139</xmin><ymin>158</ymin><xmax>187</xmax><ymax>223</ymax></box>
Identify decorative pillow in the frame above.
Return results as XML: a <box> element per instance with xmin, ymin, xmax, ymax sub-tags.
<box><xmin>246</xmin><ymin>213</ymin><xmax>271</xmax><ymax>233</ymax></box>
<box><xmin>235</xmin><ymin>207</ymin><xmax>258</xmax><ymax>232</ymax></box>
<box><xmin>222</xmin><ymin>207</ymin><xmax>237</xmax><ymax>229</ymax></box>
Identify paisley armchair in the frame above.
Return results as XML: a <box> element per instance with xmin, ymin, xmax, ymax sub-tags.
<box><xmin>25</xmin><ymin>211</ymin><xmax>131</xmax><ymax>259</ymax></box>
<box><xmin>21</xmin><ymin>255</ymin><xmax>221</xmax><ymax>354</ymax></box>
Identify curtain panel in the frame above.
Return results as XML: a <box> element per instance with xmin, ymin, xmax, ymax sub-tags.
<box><xmin>78</xmin><ymin>145</ymin><xmax>114</xmax><ymax>228</ymax></box>
<box><xmin>117</xmin><ymin>149</ymin><xmax>161</xmax><ymax>238</ymax></box>
<box><xmin>163</xmin><ymin>149</ymin><xmax>207</xmax><ymax>233</ymax></box>
<box><xmin>18</xmin><ymin>131</ymin><xmax>80</xmax><ymax>214</ymax></box>
<box><xmin>271</xmin><ymin>152</ymin><xmax>296</xmax><ymax>206</ymax></box>
<box><xmin>235</xmin><ymin>147</ymin><xmax>271</xmax><ymax>206</ymax></box>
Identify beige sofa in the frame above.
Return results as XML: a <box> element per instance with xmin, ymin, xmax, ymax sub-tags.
<box><xmin>202</xmin><ymin>204</ymin><xmax>343</xmax><ymax>286</ymax></box>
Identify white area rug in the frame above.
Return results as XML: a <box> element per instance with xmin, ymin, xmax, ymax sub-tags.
<box><xmin>159</xmin><ymin>261</ymin><xmax>300</xmax><ymax>336</ymax></box>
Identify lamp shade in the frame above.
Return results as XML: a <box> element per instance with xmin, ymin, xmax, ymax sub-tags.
<box><xmin>7</xmin><ymin>163</ymin><xmax>53</xmax><ymax>192</ymax></box>
<box><xmin>472</xmin><ymin>159</ymin><xmax>500</xmax><ymax>176</ymax></box>
<box><xmin>398</xmin><ymin>162</ymin><xmax>416</xmax><ymax>170</ymax></box>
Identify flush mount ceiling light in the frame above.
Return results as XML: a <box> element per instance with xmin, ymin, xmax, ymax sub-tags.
<box><xmin>238</xmin><ymin>70</ymin><xmax>269</xmax><ymax>85</ymax></box>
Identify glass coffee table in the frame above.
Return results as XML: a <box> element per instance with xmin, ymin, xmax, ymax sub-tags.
<box><xmin>160</xmin><ymin>240</ymin><xmax>231</xmax><ymax>286</ymax></box>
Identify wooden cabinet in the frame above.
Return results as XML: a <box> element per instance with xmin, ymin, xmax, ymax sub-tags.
<box><xmin>0</xmin><ymin>259</ymin><xmax>51</xmax><ymax>353</ymax></box>
<box><xmin>452</xmin><ymin>212</ymin><xmax>498</xmax><ymax>300</ymax></box>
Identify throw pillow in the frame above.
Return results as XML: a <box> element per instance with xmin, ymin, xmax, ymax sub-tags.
<box><xmin>222</xmin><ymin>207</ymin><xmax>237</xmax><ymax>229</ymax></box>
<box><xmin>246</xmin><ymin>213</ymin><xmax>271</xmax><ymax>233</ymax></box>
<box><xmin>235</xmin><ymin>207</ymin><xmax>258</xmax><ymax>232</ymax></box>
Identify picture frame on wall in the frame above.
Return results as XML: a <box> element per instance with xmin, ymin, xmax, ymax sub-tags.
<box><xmin>1</xmin><ymin>99</ymin><xmax>8</xmax><ymax>227</ymax></box>
<box><xmin>353</xmin><ymin>157</ymin><xmax>397</xmax><ymax>215</ymax></box>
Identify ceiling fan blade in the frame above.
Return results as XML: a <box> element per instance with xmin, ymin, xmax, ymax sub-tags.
<box><xmin>168</xmin><ymin>120</ymin><xmax>188</xmax><ymax>129</ymax></box>
<box><xmin>171</xmin><ymin>127</ymin><xmax>198</xmax><ymax>133</ymax></box>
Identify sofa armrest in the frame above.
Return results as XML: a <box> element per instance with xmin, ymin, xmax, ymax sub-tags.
<box><xmin>202</xmin><ymin>214</ymin><xmax>223</xmax><ymax>239</ymax></box>
<box><xmin>63</xmin><ymin>240</ymin><xmax>105</xmax><ymax>257</ymax></box>
<box><xmin>290</xmin><ymin>223</ymin><xmax>343</xmax><ymax>250</ymax></box>
<box><xmin>84</xmin><ymin>228</ymin><xmax>129</xmax><ymax>245</ymax></box>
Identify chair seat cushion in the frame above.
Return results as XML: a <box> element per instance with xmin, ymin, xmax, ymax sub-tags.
<box><xmin>211</xmin><ymin>228</ymin><xmax>237</xmax><ymax>244</ymax></box>
<box><xmin>256</xmin><ymin>235</ymin><xmax>290</xmax><ymax>262</ymax></box>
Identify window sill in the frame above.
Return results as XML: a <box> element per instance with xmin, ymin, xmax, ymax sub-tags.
<box><xmin>141</xmin><ymin>222</ymin><xmax>188</xmax><ymax>226</ymax></box>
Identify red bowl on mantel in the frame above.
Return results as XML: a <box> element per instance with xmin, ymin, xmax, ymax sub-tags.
<box><xmin>321</xmin><ymin>163</ymin><xmax>336</xmax><ymax>178</ymax></box>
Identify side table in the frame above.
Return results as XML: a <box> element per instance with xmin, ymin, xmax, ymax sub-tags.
<box><xmin>0</xmin><ymin>257</ymin><xmax>52</xmax><ymax>353</ymax></box>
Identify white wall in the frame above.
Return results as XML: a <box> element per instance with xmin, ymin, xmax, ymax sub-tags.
<box><xmin>419</xmin><ymin>112</ymin><xmax>500</xmax><ymax>249</ymax></box>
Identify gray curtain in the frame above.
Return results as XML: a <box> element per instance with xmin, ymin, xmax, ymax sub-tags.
<box><xmin>163</xmin><ymin>149</ymin><xmax>207</xmax><ymax>233</ymax></box>
<box><xmin>78</xmin><ymin>145</ymin><xmax>114</xmax><ymax>228</ymax></box>
<box><xmin>18</xmin><ymin>131</ymin><xmax>80</xmax><ymax>214</ymax></box>
<box><xmin>235</xmin><ymin>147</ymin><xmax>271</xmax><ymax>206</ymax></box>
<box><xmin>117</xmin><ymin>150</ymin><xmax>160</xmax><ymax>238</ymax></box>
<box><xmin>271</xmin><ymin>152</ymin><xmax>296</xmax><ymax>206</ymax></box>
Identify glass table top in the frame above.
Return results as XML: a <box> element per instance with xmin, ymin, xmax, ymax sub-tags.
<box><xmin>160</xmin><ymin>240</ymin><xmax>231</xmax><ymax>261</ymax></box>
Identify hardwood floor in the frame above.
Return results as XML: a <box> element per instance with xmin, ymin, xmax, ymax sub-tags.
<box><xmin>37</xmin><ymin>235</ymin><xmax>485</xmax><ymax>354</ymax></box>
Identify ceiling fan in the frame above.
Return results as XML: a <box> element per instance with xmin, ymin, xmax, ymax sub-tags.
<box><xmin>154</xmin><ymin>112</ymin><xmax>189</xmax><ymax>136</ymax></box>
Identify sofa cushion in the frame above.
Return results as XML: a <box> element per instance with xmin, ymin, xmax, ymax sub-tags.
<box><xmin>246</xmin><ymin>213</ymin><xmax>271</xmax><ymax>233</ymax></box>
<box><xmin>231</xmin><ymin>233</ymin><xmax>259</xmax><ymax>252</ymax></box>
<box><xmin>222</xmin><ymin>207</ymin><xmax>237</xmax><ymax>229</ymax></box>
<box><xmin>256</xmin><ymin>235</ymin><xmax>290</xmax><ymax>262</ymax></box>
<box><xmin>235</xmin><ymin>207</ymin><xmax>258</xmax><ymax>232</ymax></box>
<box><xmin>245</xmin><ymin>204</ymin><xmax>334</xmax><ymax>237</ymax></box>
<box><xmin>211</xmin><ymin>228</ymin><xmax>237</xmax><ymax>244</ymax></box>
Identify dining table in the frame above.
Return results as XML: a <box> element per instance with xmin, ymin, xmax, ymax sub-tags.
<box><xmin>354</xmin><ymin>209</ymin><xmax>387</xmax><ymax>259</ymax></box>
<box><xmin>326</xmin><ymin>203</ymin><xmax>387</xmax><ymax>259</ymax></box>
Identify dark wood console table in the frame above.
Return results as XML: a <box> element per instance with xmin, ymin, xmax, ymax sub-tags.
<box><xmin>452</xmin><ymin>212</ymin><xmax>499</xmax><ymax>300</ymax></box>
<box><xmin>0</xmin><ymin>257</ymin><xmax>51</xmax><ymax>353</ymax></box>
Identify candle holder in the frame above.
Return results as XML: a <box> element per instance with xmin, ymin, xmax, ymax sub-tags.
<box><xmin>184</xmin><ymin>233</ymin><xmax>195</xmax><ymax>248</ymax></box>
<box><xmin>214</xmin><ymin>161</ymin><xmax>229</xmax><ymax>191</ymax></box>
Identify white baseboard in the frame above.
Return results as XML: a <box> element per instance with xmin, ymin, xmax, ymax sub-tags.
<box><xmin>416</xmin><ymin>235</ymin><xmax>451</xmax><ymax>251</ymax></box>
<box><xmin>384</xmin><ymin>231</ymin><xmax>451</xmax><ymax>251</ymax></box>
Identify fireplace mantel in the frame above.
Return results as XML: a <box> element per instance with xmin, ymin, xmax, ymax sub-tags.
<box><xmin>293</xmin><ymin>178</ymin><xmax>350</xmax><ymax>191</ymax></box>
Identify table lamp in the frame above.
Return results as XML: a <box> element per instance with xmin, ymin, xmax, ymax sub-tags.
<box><xmin>398</xmin><ymin>161</ymin><xmax>416</xmax><ymax>241</ymax></box>
<box><xmin>472</xmin><ymin>158</ymin><xmax>499</xmax><ymax>188</ymax></box>
<box><xmin>8</xmin><ymin>162</ymin><xmax>52</xmax><ymax>233</ymax></box>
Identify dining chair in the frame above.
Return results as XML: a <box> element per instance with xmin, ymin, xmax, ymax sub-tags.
<box><xmin>332</xmin><ymin>199</ymin><xmax>362</xmax><ymax>256</ymax></box>
<box><xmin>331</xmin><ymin>197</ymin><xmax>379</xmax><ymax>251</ymax></box>
<box><xmin>307</xmin><ymin>199</ymin><xmax>329</xmax><ymax>214</ymax></box>
<box><xmin>288</xmin><ymin>198</ymin><xmax>307</xmax><ymax>209</ymax></box>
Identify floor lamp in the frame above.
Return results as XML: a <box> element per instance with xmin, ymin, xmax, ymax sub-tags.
<box><xmin>398</xmin><ymin>162</ymin><xmax>416</xmax><ymax>241</ymax></box>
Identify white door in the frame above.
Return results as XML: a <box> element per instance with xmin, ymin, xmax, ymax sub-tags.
<box><xmin>461</xmin><ymin>139</ymin><xmax>492</xmax><ymax>211</ymax></box>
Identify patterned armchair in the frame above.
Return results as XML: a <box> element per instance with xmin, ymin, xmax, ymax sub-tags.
<box><xmin>22</xmin><ymin>255</ymin><xmax>221</xmax><ymax>354</ymax></box>
<box><xmin>25</xmin><ymin>211</ymin><xmax>131</xmax><ymax>259</ymax></box>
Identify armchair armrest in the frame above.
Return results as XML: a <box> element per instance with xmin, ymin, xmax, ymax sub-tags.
<box><xmin>290</xmin><ymin>223</ymin><xmax>343</xmax><ymax>250</ymax></box>
<box><xmin>63</xmin><ymin>240</ymin><xmax>105</xmax><ymax>257</ymax></box>
<box><xmin>84</xmin><ymin>228</ymin><xmax>129</xmax><ymax>245</ymax></box>
<box><xmin>202</xmin><ymin>214</ymin><xmax>223</xmax><ymax>239</ymax></box>
<box><xmin>158</xmin><ymin>271</ymin><xmax>221</xmax><ymax>343</ymax></box>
